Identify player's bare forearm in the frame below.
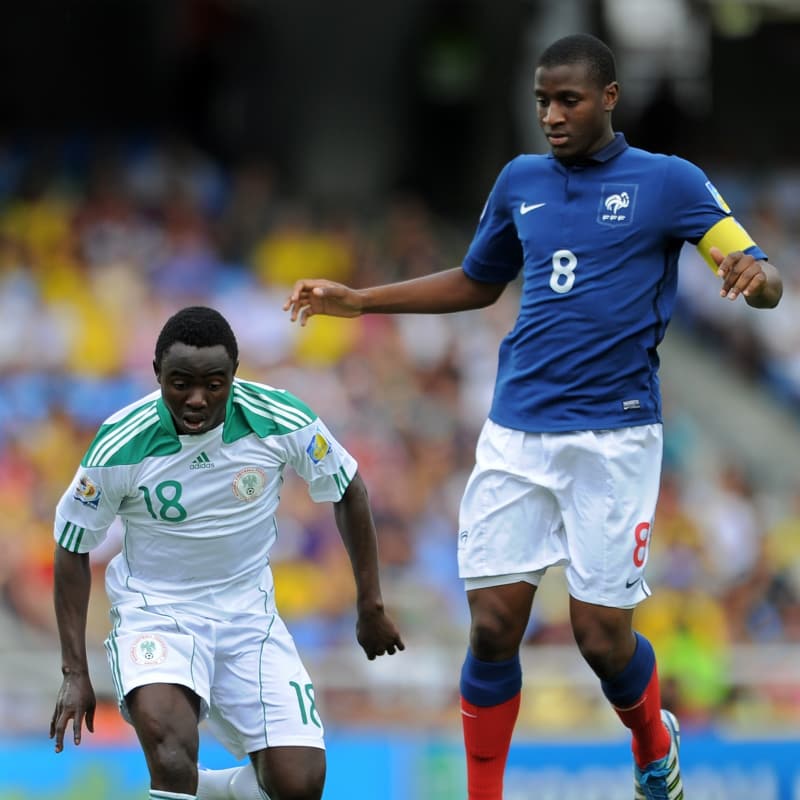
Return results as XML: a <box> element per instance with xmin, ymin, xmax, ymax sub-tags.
<box><xmin>51</xmin><ymin>546</ymin><xmax>96</xmax><ymax>751</ymax></box>
<box><xmin>53</xmin><ymin>546</ymin><xmax>92</xmax><ymax>674</ymax></box>
<box><xmin>285</xmin><ymin>268</ymin><xmax>507</xmax><ymax>326</ymax></box>
<box><xmin>359</xmin><ymin>268</ymin><xmax>506</xmax><ymax>314</ymax></box>
<box><xmin>334</xmin><ymin>473</ymin><xmax>384</xmax><ymax>607</ymax></box>
<box><xmin>334</xmin><ymin>473</ymin><xmax>405</xmax><ymax>658</ymax></box>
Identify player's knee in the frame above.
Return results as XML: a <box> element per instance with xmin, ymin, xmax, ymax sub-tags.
<box><xmin>573</xmin><ymin>625</ymin><xmax>630</xmax><ymax>679</ymax></box>
<box><xmin>134</xmin><ymin>717</ymin><xmax>198</xmax><ymax>784</ymax></box>
<box><xmin>469</xmin><ymin>609</ymin><xmax>525</xmax><ymax>659</ymax></box>
<box><xmin>147</xmin><ymin>738</ymin><xmax>197</xmax><ymax>786</ymax></box>
<box><xmin>256</xmin><ymin>761</ymin><xmax>325</xmax><ymax>800</ymax></box>
<box><xmin>576</xmin><ymin>635</ymin><xmax>615</xmax><ymax>674</ymax></box>
<box><xmin>470</xmin><ymin>628</ymin><xmax>523</xmax><ymax>661</ymax></box>
<box><xmin>470</xmin><ymin>618</ymin><xmax>504</xmax><ymax>658</ymax></box>
<box><xmin>571</xmin><ymin>604</ymin><xmax>635</xmax><ymax>679</ymax></box>
<box><xmin>467</xmin><ymin>585</ymin><xmax>533</xmax><ymax>659</ymax></box>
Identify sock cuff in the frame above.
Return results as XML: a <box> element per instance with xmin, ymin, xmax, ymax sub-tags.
<box><xmin>460</xmin><ymin>648</ymin><xmax>522</xmax><ymax>707</ymax></box>
<box><xmin>149</xmin><ymin>792</ymin><xmax>197</xmax><ymax>800</ymax></box>
<box><xmin>600</xmin><ymin>632</ymin><xmax>656</xmax><ymax>708</ymax></box>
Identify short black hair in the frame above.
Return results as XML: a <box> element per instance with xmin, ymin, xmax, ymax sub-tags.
<box><xmin>154</xmin><ymin>306</ymin><xmax>239</xmax><ymax>368</ymax></box>
<box><xmin>538</xmin><ymin>33</ymin><xmax>616</xmax><ymax>88</ymax></box>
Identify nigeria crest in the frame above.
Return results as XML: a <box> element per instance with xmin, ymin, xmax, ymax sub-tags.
<box><xmin>131</xmin><ymin>634</ymin><xmax>167</xmax><ymax>665</ymax></box>
<box><xmin>232</xmin><ymin>466</ymin><xmax>268</xmax><ymax>502</ymax></box>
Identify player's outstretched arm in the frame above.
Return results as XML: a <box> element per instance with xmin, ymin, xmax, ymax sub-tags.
<box><xmin>710</xmin><ymin>246</ymin><xmax>783</xmax><ymax>308</ymax></box>
<box><xmin>50</xmin><ymin>546</ymin><xmax>96</xmax><ymax>752</ymax></box>
<box><xmin>333</xmin><ymin>472</ymin><xmax>405</xmax><ymax>661</ymax></box>
<box><xmin>284</xmin><ymin>268</ymin><xmax>507</xmax><ymax>326</ymax></box>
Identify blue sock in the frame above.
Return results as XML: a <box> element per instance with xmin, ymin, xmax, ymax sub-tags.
<box><xmin>460</xmin><ymin>648</ymin><xmax>522</xmax><ymax>707</ymax></box>
<box><xmin>600</xmin><ymin>632</ymin><xmax>655</xmax><ymax>708</ymax></box>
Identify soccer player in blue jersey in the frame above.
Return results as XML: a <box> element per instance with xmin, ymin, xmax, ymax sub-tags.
<box><xmin>50</xmin><ymin>306</ymin><xmax>404</xmax><ymax>800</ymax></box>
<box><xmin>284</xmin><ymin>33</ymin><xmax>784</xmax><ymax>800</ymax></box>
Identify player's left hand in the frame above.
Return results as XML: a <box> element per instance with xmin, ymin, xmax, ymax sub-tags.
<box><xmin>50</xmin><ymin>672</ymin><xmax>96</xmax><ymax>753</ymax></box>
<box><xmin>356</xmin><ymin>605</ymin><xmax>405</xmax><ymax>660</ymax></box>
<box><xmin>710</xmin><ymin>246</ymin><xmax>769</xmax><ymax>302</ymax></box>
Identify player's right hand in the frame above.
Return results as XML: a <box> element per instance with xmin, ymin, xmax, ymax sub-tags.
<box><xmin>283</xmin><ymin>279</ymin><xmax>363</xmax><ymax>326</ymax></box>
<box><xmin>710</xmin><ymin>246</ymin><xmax>766</xmax><ymax>301</ymax></box>
<box><xmin>356</xmin><ymin>605</ymin><xmax>406</xmax><ymax>661</ymax></box>
<box><xmin>50</xmin><ymin>672</ymin><xmax>96</xmax><ymax>753</ymax></box>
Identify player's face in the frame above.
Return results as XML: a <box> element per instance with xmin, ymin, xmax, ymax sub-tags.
<box><xmin>156</xmin><ymin>342</ymin><xmax>237</xmax><ymax>435</ymax></box>
<box><xmin>534</xmin><ymin>61</ymin><xmax>618</xmax><ymax>162</ymax></box>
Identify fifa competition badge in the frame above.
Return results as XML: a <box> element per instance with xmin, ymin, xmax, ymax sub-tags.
<box><xmin>73</xmin><ymin>474</ymin><xmax>102</xmax><ymax>509</ymax></box>
<box><xmin>232</xmin><ymin>466</ymin><xmax>267</xmax><ymax>502</ymax></box>
<box><xmin>705</xmin><ymin>181</ymin><xmax>731</xmax><ymax>213</ymax></box>
<box><xmin>131</xmin><ymin>634</ymin><xmax>167</xmax><ymax>665</ymax></box>
<box><xmin>306</xmin><ymin>431</ymin><xmax>331</xmax><ymax>464</ymax></box>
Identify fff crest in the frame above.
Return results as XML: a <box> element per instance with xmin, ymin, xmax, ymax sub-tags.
<box><xmin>597</xmin><ymin>184</ymin><xmax>638</xmax><ymax>226</ymax></box>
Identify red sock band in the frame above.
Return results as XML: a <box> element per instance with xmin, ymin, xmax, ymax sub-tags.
<box><xmin>613</xmin><ymin>665</ymin><xmax>671</xmax><ymax>767</ymax></box>
<box><xmin>460</xmin><ymin>692</ymin><xmax>521</xmax><ymax>800</ymax></box>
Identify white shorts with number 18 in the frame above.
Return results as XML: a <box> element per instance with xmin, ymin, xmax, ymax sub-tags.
<box><xmin>105</xmin><ymin>605</ymin><xmax>325</xmax><ymax>759</ymax></box>
<box><xmin>457</xmin><ymin>419</ymin><xmax>663</xmax><ymax>609</ymax></box>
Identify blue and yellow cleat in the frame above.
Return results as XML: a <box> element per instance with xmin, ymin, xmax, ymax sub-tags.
<box><xmin>634</xmin><ymin>709</ymin><xmax>684</xmax><ymax>800</ymax></box>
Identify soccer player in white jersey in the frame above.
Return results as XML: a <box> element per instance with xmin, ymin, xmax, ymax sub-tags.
<box><xmin>284</xmin><ymin>33</ymin><xmax>785</xmax><ymax>800</ymax></box>
<box><xmin>50</xmin><ymin>305</ymin><xmax>404</xmax><ymax>800</ymax></box>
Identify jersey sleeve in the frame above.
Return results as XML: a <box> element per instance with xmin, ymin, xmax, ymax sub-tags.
<box><xmin>53</xmin><ymin>464</ymin><xmax>128</xmax><ymax>553</ymax></box>
<box><xmin>462</xmin><ymin>160</ymin><xmax>524</xmax><ymax>283</ymax></box>
<box><xmin>663</xmin><ymin>156</ymin><xmax>767</xmax><ymax>266</ymax></box>
<box><xmin>282</xmin><ymin>419</ymin><xmax>358</xmax><ymax>503</ymax></box>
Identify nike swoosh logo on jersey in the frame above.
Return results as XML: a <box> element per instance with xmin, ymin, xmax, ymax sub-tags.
<box><xmin>520</xmin><ymin>202</ymin><xmax>546</xmax><ymax>214</ymax></box>
<box><xmin>625</xmin><ymin>577</ymin><xmax>642</xmax><ymax>589</ymax></box>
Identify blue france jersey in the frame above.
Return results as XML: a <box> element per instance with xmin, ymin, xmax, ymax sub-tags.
<box><xmin>463</xmin><ymin>133</ymin><xmax>766</xmax><ymax>433</ymax></box>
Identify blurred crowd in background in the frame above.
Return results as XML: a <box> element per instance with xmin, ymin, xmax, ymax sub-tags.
<box><xmin>2</xmin><ymin>133</ymin><xmax>800</xmax><ymax>741</ymax></box>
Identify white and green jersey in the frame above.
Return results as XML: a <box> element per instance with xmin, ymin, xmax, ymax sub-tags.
<box><xmin>54</xmin><ymin>378</ymin><xmax>357</xmax><ymax>617</ymax></box>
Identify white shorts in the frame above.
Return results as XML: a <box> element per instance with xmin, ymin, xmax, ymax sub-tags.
<box><xmin>104</xmin><ymin>605</ymin><xmax>324</xmax><ymax>759</ymax></box>
<box><xmin>457</xmin><ymin>419</ymin><xmax>663</xmax><ymax>608</ymax></box>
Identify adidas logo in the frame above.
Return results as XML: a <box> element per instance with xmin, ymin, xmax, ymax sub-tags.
<box><xmin>189</xmin><ymin>451</ymin><xmax>215</xmax><ymax>470</ymax></box>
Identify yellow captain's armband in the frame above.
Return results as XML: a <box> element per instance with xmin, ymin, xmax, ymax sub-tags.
<box><xmin>697</xmin><ymin>217</ymin><xmax>757</xmax><ymax>273</ymax></box>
